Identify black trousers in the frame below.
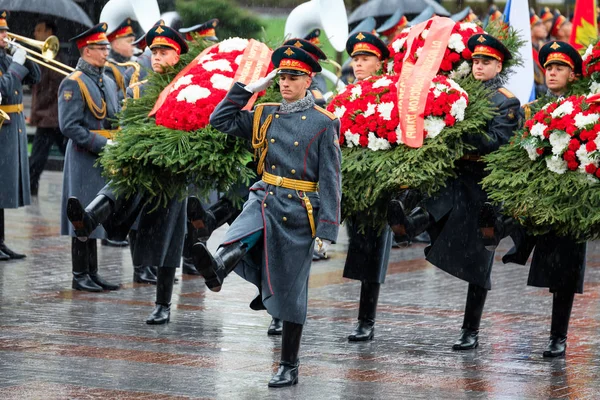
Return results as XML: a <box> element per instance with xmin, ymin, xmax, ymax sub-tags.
<box><xmin>29</xmin><ymin>127</ymin><xmax>67</xmax><ymax>194</ymax></box>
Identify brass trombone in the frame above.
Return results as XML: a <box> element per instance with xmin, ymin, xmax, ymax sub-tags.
<box><xmin>5</xmin><ymin>32</ymin><xmax>75</xmax><ymax>76</ymax></box>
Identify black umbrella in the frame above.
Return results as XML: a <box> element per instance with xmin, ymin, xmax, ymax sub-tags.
<box><xmin>348</xmin><ymin>0</ymin><xmax>449</xmax><ymax>24</ymax></box>
<box><xmin>0</xmin><ymin>0</ymin><xmax>93</xmax><ymax>27</ymax></box>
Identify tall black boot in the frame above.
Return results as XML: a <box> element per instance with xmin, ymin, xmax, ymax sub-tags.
<box><xmin>71</xmin><ymin>238</ymin><xmax>102</xmax><ymax>292</ymax></box>
<box><xmin>348</xmin><ymin>281</ymin><xmax>380</xmax><ymax>341</ymax></box>
<box><xmin>182</xmin><ymin>224</ymin><xmax>201</xmax><ymax>275</ymax></box>
<box><xmin>67</xmin><ymin>195</ymin><xmax>114</xmax><ymax>239</ymax></box>
<box><xmin>268</xmin><ymin>318</ymin><xmax>283</xmax><ymax>335</ymax></box>
<box><xmin>478</xmin><ymin>203</ymin><xmax>520</xmax><ymax>251</ymax></box>
<box><xmin>188</xmin><ymin>197</ymin><xmax>238</xmax><ymax>239</ymax></box>
<box><xmin>146</xmin><ymin>267</ymin><xmax>177</xmax><ymax>324</ymax></box>
<box><xmin>453</xmin><ymin>283</ymin><xmax>488</xmax><ymax>350</ymax></box>
<box><xmin>543</xmin><ymin>291</ymin><xmax>575</xmax><ymax>357</ymax></box>
<box><xmin>0</xmin><ymin>209</ymin><xmax>25</xmax><ymax>259</ymax></box>
<box><xmin>268</xmin><ymin>321</ymin><xmax>303</xmax><ymax>388</ymax></box>
<box><xmin>388</xmin><ymin>200</ymin><xmax>432</xmax><ymax>243</ymax></box>
<box><xmin>87</xmin><ymin>240</ymin><xmax>119</xmax><ymax>290</ymax></box>
<box><xmin>192</xmin><ymin>241</ymin><xmax>249</xmax><ymax>291</ymax></box>
<box><xmin>130</xmin><ymin>230</ymin><xmax>157</xmax><ymax>284</ymax></box>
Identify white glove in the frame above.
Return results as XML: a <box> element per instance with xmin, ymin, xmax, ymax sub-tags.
<box><xmin>244</xmin><ymin>69</ymin><xmax>278</xmax><ymax>93</ymax></box>
<box><xmin>11</xmin><ymin>48</ymin><xmax>26</xmax><ymax>65</ymax></box>
<box><xmin>105</xmin><ymin>139</ymin><xmax>115</xmax><ymax>146</ymax></box>
<box><xmin>314</xmin><ymin>238</ymin><xmax>332</xmax><ymax>259</ymax></box>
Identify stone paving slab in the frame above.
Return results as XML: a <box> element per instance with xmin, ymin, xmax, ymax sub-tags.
<box><xmin>0</xmin><ymin>172</ymin><xmax>599</xmax><ymax>399</ymax></box>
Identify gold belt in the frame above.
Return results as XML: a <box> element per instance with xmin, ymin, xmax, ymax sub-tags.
<box><xmin>0</xmin><ymin>104</ymin><xmax>24</xmax><ymax>113</ymax></box>
<box><xmin>90</xmin><ymin>129</ymin><xmax>119</xmax><ymax>139</ymax></box>
<box><xmin>262</xmin><ymin>172</ymin><xmax>318</xmax><ymax>238</ymax></box>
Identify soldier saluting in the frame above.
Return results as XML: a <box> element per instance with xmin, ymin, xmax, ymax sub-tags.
<box><xmin>192</xmin><ymin>45</ymin><xmax>341</xmax><ymax>387</ymax></box>
<box><xmin>58</xmin><ymin>23</ymin><xmax>120</xmax><ymax>292</ymax></box>
<box><xmin>388</xmin><ymin>33</ymin><xmax>521</xmax><ymax>351</ymax></box>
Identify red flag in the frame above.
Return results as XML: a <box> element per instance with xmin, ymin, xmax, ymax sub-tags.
<box><xmin>569</xmin><ymin>0</ymin><xmax>598</xmax><ymax>52</ymax></box>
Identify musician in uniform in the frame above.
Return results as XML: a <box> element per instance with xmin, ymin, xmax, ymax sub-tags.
<box><xmin>58</xmin><ymin>23</ymin><xmax>120</xmax><ymax>291</ymax></box>
<box><xmin>342</xmin><ymin>31</ymin><xmax>393</xmax><ymax>342</ymax></box>
<box><xmin>105</xmin><ymin>18</ymin><xmax>136</xmax><ymax>101</ymax></box>
<box><xmin>388</xmin><ymin>34</ymin><xmax>520</xmax><ymax>351</ymax></box>
<box><xmin>0</xmin><ymin>10</ymin><xmax>41</xmax><ymax>260</ymax></box>
<box><xmin>192</xmin><ymin>45</ymin><xmax>341</xmax><ymax>387</ymax></box>
<box><xmin>67</xmin><ymin>24</ymin><xmax>189</xmax><ymax>324</ymax></box>
<box><xmin>479</xmin><ymin>41</ymin><xmax>585</xmax><ymax>358</ymax></box>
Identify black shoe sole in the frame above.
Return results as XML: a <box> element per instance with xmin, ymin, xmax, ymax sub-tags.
<box><xmin>191</xmin><ymin>242</ymin><xmax>222</xmax><ymax>290</ymax></box>
<box><xmin>268</xmin><ymin>378</ymin><xmax>298</xmax><ymax>388</ymax></box>
<box><xmin>452</xmin><ymin>341</ymin><xmax>479</xmax><ymax>351</ymax></box>
<box><xmin>146</xmin><ymin>316</ymin><xmax>170</xmax><ymax>325</ymax></box>
<box><xmin>267</xmin><ymin>329</ymin><xmax>283</xmax><ymax>336</ymax></box>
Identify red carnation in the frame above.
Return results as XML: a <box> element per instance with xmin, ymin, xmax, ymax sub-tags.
<box><xmin>586</xmin><ymin>141</ymin><xmax>597</xmax><ymax>152</ymax></box>
<box><xmin>567</xmin><ymin>160</ymin><xmax>579</xmax><ymax>170</ymax></box>
<box><xmin>568</xmin><ymin>139</ymin><xmax>581</xmax><ymax>151</ymax></box>
<box><xmin>585</xmin><ymin>164</ymin><xmax>597</xmax><ymax>174</ymax></box>
<box><xmin>563</xmin><ymin>150</ymin><xmax>577</xmax><ymax>162</ymax></box>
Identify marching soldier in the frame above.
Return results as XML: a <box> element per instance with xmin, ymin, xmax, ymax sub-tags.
<box><xmin>388</xmin><ymin>34</ymin><xmax>520</xmax><ymax>350</ymax></box>
<box><xmin>0</xmin><ymin>10</ymin><xmax>41</xmax><ymax>260</ymax></box>
<box><xmin>67</xmin><ymin>24</ymin><xmax>189</xmax><ymax>324</ymax></box>
<box><xmin>342</xmin><ymin>31</ymin><xmax>393</xmax><ymax>342</ymax></box>
<box><xmin>105</xmin><ymin>18</ymin><xmax>136</xmax><ymax>101</ymax></box>
<box><xmin>479</xmin><ymin>41</ymin><xmax>585</xmax><ymax>358</ymax></box>
<box><xmin>58</xmin><ymin>23</ymin><xmax>120</xmax><ymax>291</ymax></box>
<box><xmin>192</xmin><ymin>45</ymin><xmax>341</xmax><ymax>387</ymax></box>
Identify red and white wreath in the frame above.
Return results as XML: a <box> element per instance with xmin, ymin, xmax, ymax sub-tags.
<box><xmin>155</xmin><ymin>38</ymin><xmax>255</xmax><ymax>131</ymax></box>
<box><xmin>327</xmin><ymin>74</ymin><xmax>468</xmax><ymax>150</ymax></box>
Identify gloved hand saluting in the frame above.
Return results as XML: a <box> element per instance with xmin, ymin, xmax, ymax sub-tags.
<box><xmin>244</xmin><ymin>69</ymin><xmax>278</xmax><ymax>93</ymax></box>
<box><xmin>11</xmin><ymin>47</ymin><xmax>26</xmax><ymax>66</ymax></box>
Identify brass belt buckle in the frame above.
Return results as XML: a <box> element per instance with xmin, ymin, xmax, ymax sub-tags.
<box><xmin>275</xmin><ymin>176</ymin><xmax>283</xmax><ymax>186</ymax></box>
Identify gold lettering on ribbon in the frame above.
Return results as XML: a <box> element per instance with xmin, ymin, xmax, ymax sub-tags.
<box><xmin>233</xmin><ymin>39</ymin><xmax>273</xmax><ymax>110</ymax></box>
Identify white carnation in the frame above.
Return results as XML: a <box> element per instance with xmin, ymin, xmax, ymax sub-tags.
<box><xmin>549</xmin><ymin>131</ymin><xmax>570</xmax><ymax>155</ymax></box>
<box><xmin>396</xmin><ymin>125</ymin><xmax>404</xmax><ymax>144</ymax></box>
<box><xmin>218</xmin><ymin>37</ymin><xmax>249</xmax><ymax>53</ymax></box>
<box><xmin>460</xmin><ymin>23</ymin><xmax>478</xmax><ymax>31</ymax></box>
<box><xmin>172</xmin><ymin>75</ymin><xmax>193</xmax><ymax>91</ymax></box>
<box><xmin>210</xmin><ymin>74</ymin><xmax>234</xmax><ymax>91</ymax></box>
<box><xmin>202</xmin><ymin>59</ymin><xmax>233</xmax><ymax>72</ymax></box>
<box><xmin>334</xmin><ymin>105</ymin><xmax>346</xmax><ymax>119</ymax></box>
<box><xmin>583</xmin><ymin>44</ymin><xmax>594</xmax><ymax>62</ymax></box>
<box><xmin>364</xmin><ymin>103</ymin><xmax>377</xmax><ymax>117</ymax></box>
<box><xmin>344</xmin><ymin>130</ymin><xmax>359</xmax><ymax>148</ymax></box>
<box><xmin>454</xmin><ymin>61</ymin><xmax>471</xmax><ymax>79</ymax></box>
<box><xmin>234</xmin><ymin>54</ymin><xmax>242</xmax><ymax>65</ymax></box>
<box><xmin>367</xmin><ymin>132</ymin><xmax>391</xmax><ymax>151</ymax></box>
<box><xmin>392</xmin><ymin>37</ymin><xmax>407</xmax><ymax>53</ymax></box>
<box><xmin>421</xmin><ymin>29</ymin><xmax>429</xmax><ymax>39</ymax></box>
<box><xmin>387</xmin><ymin>60</ymin><xmax>395</xmax><ymax>74</ymax></box>
<box><xmin>350</xmin><ymin>85</ymin><xmax>362</xmax><ymax>100</ymax></box>
<box><xmin>416</xmin><ymin>46</ymin><xmax>423</xmax><ymax>58</ymax></box>
<box><xmin>522</xmin><ymin>142</ymin><xmax>540</xmax><ymax>160</ymax></box>
<box><xmin>377</xmin><ymin>102</ymin><xmax>395</xmax><ymax>121</ymax></box>
<box><xmin>574</xmin><ymin>112</ymin><xmax>600</xmax><ymax>129</ymax></box>
<box><xmin>424</xmin><ymin>117</ymin><xmax>446</xmax><ymax>138</ymax></box>
<box><xmin>530</xmin><ymin>122</ymin><xmax>548</xmax><ymax>138</ymax></box>
<box><xmin>551</xmin><ymin>100</ymin><xmax>574</xmax><ymax>118</ymax></box>
<box><xmin>590</xmin><ymin>81</ymin><xmax>600</xmax><ymax>94</ymax></box>
<box><xmin>450</xmin><ymin>97</ymin><xmax>468</xmax><ymax>121</ymax></box>
<box><xmin>577</xmin><ymin>146</ymin><xmax>596</xmax><ymax>173</ymax></box>
<box><xmin>546</xmin><ymin>155</ymin><xmax>568</xmax><ymax>174</ymax></box>
<box><xmin>447</xmin><ymin>33</ymin><xmax>465</xmax><ymax>53</ymax></box>
<box><xmin>176</xmin><ymin>85</ymin><xmax>211</xmax><ymax>103</ymax></box>
<box><xmin>373</xmin><ymin>76</ymin><xmax>393</xmax><ymax>88</ymax></box>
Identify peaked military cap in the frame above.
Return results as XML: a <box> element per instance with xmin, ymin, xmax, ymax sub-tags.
<box><xmin>283</xmin><ymin>38</ymin><xmax>327</xmax><ymax>61</ymax></box>
<box><xmin>346</xmin><ymin>31</ymin><xmax>389</xmax><ymax>60</ymax></box>
<box><xmin>539</xmin><ymin>40</ymin><xmax>581</xmax><ymax>74</ymax></box>
<box><xmin>179</xmin><ymin>19</ymin><xmax>219</xmax><ymax>41</ymax></box>
<box><xmin>377</xmin><ymin>8</ymin><xmax>408</xmax><ymax>37</ymax></box>
<box><xmin>530</xmin><ymin>9</ymin><xmax>542</xmax><ymax>27</ymax></box>
<box><xmin>539</xmin><ymin>7</ymin><xmax>554</xmax><ymax>23</ymax></box>
<box><xmin>146</xmin><ymin>24</ymin><xmax>188</xmax><ymax>55</ymax></box>
<box><xmin>550</xmin><ymin>10</ymin><xmax>568</xmax><ymax>38</ymax></box>
<box><xmin>0</xmin><ymin>10</ymin><xmax>9</xmax><ymax>31</ymax></box>
<box><xmin>107</xmin><ymin>18</ymin><xmax>136</xmax><ymax>42</ymax></box>
<box><xmin>487</xmin><ymin>5</ymin><xmax>503</xmax><ymax>22</ymax></box>
<box><xmin>304</xmin><ymin>29</ymin><xmax>321</xmax><ymax>45</ymax></box>
<box><xmin>133</xmin><ymin>19</ymin><xmax>164</xmax><ymax>50</ymax></box>
<box><xmin>70</xmin><ymin>23</ymin><xmax>110</xmax><ymax>49</ymax></box>
<box><xmin>468</xmin><ymin>33</ymin><xmax>512</xmax><ymax>62</ymax></box>
<box><xmin>272</xmin><ymin>45</ymin><xmax>322</xmax><ymax>76</ymax></box>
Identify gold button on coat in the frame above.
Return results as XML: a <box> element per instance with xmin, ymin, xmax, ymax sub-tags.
<box><xmin>294</xmin><ymin>141</ymin><xmax>299</xmax><ymax>146</ymax></box>
<box><xmin>270</xmin><ymin>138</ymin><xmax>275</xmax><ymax>143</ymax></box>
<box><xmin>271</xmin><ymin>165</ymin><xmax>276</xmax><ymax>170</ymax></box>
<box><xmin>282</xmin><ymin>217</ymin><xmax>287</xmax><ymax>222</ymax></box>
<box><xmin>288</xmin><ymin>194</ymin><xmax>293</xmax><ymax>199</ymax></box>
<box><xmin>301</xmin><ymin>116</ymin><xmax>306</xmax><ymax>120</ymax></box>
<box><xmin>269</xmin><ymin>191</ymin><xmax>274</xmax><ymax>195</ymax></box>
<box><xmin>291</xmin><ymin>169</ymin><xmax>296</xmax><ymax>174</ymax></box>
<box><xmin>263</xmin><ymin>203</ymin><xmax>267</xmax><ymax>208</ymax></box>
<box><xmin>275</xmin><ymin>114</ymin><xmax>279</xmax><ymax>118</ymax></box>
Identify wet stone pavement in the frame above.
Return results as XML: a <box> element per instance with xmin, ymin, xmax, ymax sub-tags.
<box><xmin>1</xmin><ymin>171</ymin><xmax>600</xmax><ymax>399</ymax></box>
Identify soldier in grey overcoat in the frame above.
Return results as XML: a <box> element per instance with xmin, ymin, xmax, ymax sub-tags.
<box><xmin>105</xmin><ymin>18</ymin><xmax>136</xmax><ymax>101</ymax></box>
<box><xmin>58</xmin><ymin>23</ymin><xmax>120</xmax><ymax>292</ymax></box>
<box><xmin>193</xmin><ymin>45</ymin><xmax>341</xmax><ymax>387</ymax></box>
<box><xmin>0</xmin><ymin>10</ymin><xmax>41</xmax><ymax>260</ymax></box>
<box><xmin>388</xmin><ymin>34</ymin><xmax>520</xmax><ymax>351</ymax></box>
<box><xmin>66</xmin><ymin>24</ymin><xmax>189</xmax><ymax>324</ymax></box>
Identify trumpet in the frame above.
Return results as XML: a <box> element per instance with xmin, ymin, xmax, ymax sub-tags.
<box><xmin>5</xmin><ymin>32</ymin><xmax>75</xmax><ymax>76</ymax></box>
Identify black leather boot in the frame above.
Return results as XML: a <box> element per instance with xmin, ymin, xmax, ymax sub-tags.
<box><xmin>268</xmin><ymin>321</ymin><xmax>302</xmax><ymax>388</ymax></box>
<box><xmin>453</xmin><ymin>283</ymin><xmax>488</xmax><ymax>350</ymax></box>
<box><xmin>182</xmin><ymin>226</ymin><xmax>201</xmax><ymax>275</ymax></box>
<box><xmin>134</xmin><ymin>266</ymin><xmax>157</xmax><ymax>284</ymax></box>
<box><xmin>543</xmin><ymin>291</ymin><xmax>574</xmax><ymax>357</ymax></box>
<box><xmin>67</xmin><ymin>196</ymin><xmax>114</xmax><ymax>239</ymax></box>
<box><xmin>0</xmin><ymin>209</ymin><xmax>25</xmax><ymax>259</ymax></box>
<box><xmin>87</xmin><ymin>239</ymin><xmax>120</xmax><ymax>290</ymax></box>
<box><xmin>388</xmin><ymin>201</ymin><xmax>432</xmax><ymax>243</ymax></box>
<box><xmin>268</xmin><ymin>318</ymin><xmax>283</xmax><ymax>335</ymax></box>
<box><xmin>192</xmin><ymin>241</ymin><xmax>249</xmax><ymax>291</ymax></box>
<box><xmin>146</xmin><ymin>267</ymin><xmax>176</xmax><ymax>324</ymax></box>
<box><xmin>71</xmin><ymin>238</ymin><xmax>103</xmax><ymax>292</ymax></box>
<box><xmin>478</xmin><ymin>203</ymin><xmax>520</xmax><ymax>251</ymax></box>
<box><xmin>348</xmin><ymin>281</ymin><xmax>380</xmax><ymax>342</ymax></box>
<box><xmin>101</xmin><ymin>238</ymin><xmax>129</xmax><ymax>247</ymax></box>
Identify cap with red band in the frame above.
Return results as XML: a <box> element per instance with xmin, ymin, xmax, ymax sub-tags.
<box><xmin>272</xmin><ymin>45</ymin><xmax>322</xmax><ymax>76</ymax></box>
<box><xmin>538</xmin><ymin>41</ymin><xmax>582</xmax><ymax>74</ymax></box>
<box><xmin>0</xmin><ymin>10</ymin><xmax>9</xmax><ymax>31</ymax></box>
<box><xmin>70</xmin><ymin>23</ymin><xmax>110</xmax><ymax>50</ymax></box>
<box><xmin>107</xmin><ymin>18</ymin><xmax>136</xmax><ymax>42</ymax></box>
<box><xmin>146</xmin><ymin>24</ymin><xmax>189</xmax><ymax>55</ymax></box>
<box><xmin>467</xmin><ymin>33</ymin><xmax>512</xmax><ymax>63</ymax></box>
<box><xmin>345</xmin><ymin>31</ymin><xmax>389</xmax><ymax>60</ymax></box>
<box><xmin>179</xmin><ymin>19</ymin><xmax>219</xmax><ymax>42</ymax></box>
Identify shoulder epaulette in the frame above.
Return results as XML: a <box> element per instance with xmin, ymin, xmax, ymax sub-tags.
<box><xmin>497</xmin><ymin>88</ymin><xmax>515</xmax><ymax>98</ymax></box>
<box><xmin>256</xmin><ymin>102</ymin><xmax>280</xmax><ymax>107</ymax></box>
<box><xmin>313</xmin><ymin>105</ymin><xmax>336</xmax><ymax>120</ymax></box>
<box><xmin>67</xmin><ymin>70</ymin><xmax>83</xmax><ymax>80</ymax></box>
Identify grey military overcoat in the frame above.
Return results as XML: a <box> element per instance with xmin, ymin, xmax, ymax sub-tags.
<box><xmin>59</xmin><ymin>59</ymin><xmax>120</xmax><ymax>239</ymax></box>
<box><xmin>0</xmin><ymin>52</ymin><xmax>41</xmax><ymax>208</ymax></box>
<box><xmin>210</xmin><ymin>83</ymin><xmax>342</xmax><ymax>324</ymax></box>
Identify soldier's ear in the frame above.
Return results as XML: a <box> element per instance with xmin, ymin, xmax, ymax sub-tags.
<box><xmin>568</xmin><ymin>69</ymin><xmax>575</xmax><ymax>82</ymax></box>
<box><xmin>496</xmin><ymin>61</ymin><xmax>503</xmax><ymax>74</ymax></box>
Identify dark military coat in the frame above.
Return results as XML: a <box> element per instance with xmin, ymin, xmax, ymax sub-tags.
<box><xmin>0</xmin><ymin>51</ymin><xmax>41</xmax><ymax>208</ymax></box>
<box><xmin>343</xmin><ymin>220</ymin><xmax>393</xmax><ymax>284</ymax></box>
<box><xmin>210</xmin><ymin>83</ymin><xmax>342</xmax><ymax>324</ymax></box>
<box><xmin>423</xmin><ymin>78</ymin><xmax>521</xmax><ymax>290</ymax></box>
<box><xmin>59</xmin><ymin>58</ymin><xmax>120</xmax><ymax>239</ymax></box>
